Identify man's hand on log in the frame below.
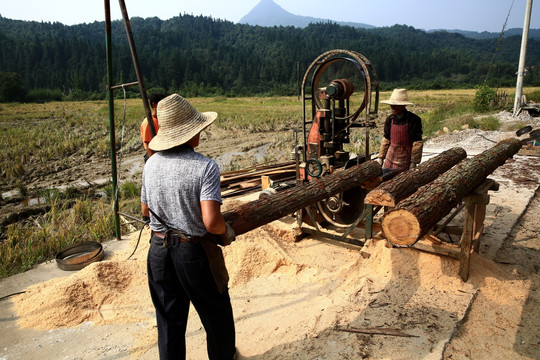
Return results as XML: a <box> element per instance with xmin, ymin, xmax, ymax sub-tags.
<box><xmin>219</xmin><ymin>222</ymin><xmax>236</xmax><ymax>246</ymax></box>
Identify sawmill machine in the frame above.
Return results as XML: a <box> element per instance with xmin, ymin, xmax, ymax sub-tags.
<box><xmin>295</xmin><ymin>49</ymin><xmax>380</xmax><ymax>244</ymax></box>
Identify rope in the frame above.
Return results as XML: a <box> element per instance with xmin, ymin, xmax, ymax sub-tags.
<box><xmin>484</xmin><ymin>0</ymin><xmax>515</xmax><ymax>84</ymax></box>
<box><xmin>112</xmin><ymin>86</ymin><xmax>150</xmax><ymax>258</ymax></box>
<box><xmin>0</xmin><ymin>291</ymin><xmax>26</xmax><ymax>302</ymax></box>
<box><xmin>127</xmin><ymin>223</ymin><xmax>146</xmax><ymax>260</ymax></box>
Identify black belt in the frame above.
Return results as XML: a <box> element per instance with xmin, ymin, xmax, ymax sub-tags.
<box><xmin>152</xmin><ymin>231</ymin><xmax>199</xmax><ymax>243</ymax></box>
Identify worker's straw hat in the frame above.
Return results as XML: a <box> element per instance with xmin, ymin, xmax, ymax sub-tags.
<box><xmin>149</xmin><ymin>94</ymin><xmax>217</xmax><ymax>151</ymax></box>
<box><xmin>380</xmin><ymin>88</ymin><xmax>414</xmax><ymax>106</ymax></box>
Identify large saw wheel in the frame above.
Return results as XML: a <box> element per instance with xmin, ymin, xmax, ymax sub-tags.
<box><xmin>298</xmin><ymin>49</ymin><xmax>379</xmax><ymax>233</ymax></box>
<box><xmin>316</xmin><ymin>187</ymin><xmax>367</xmax><ymax>228</ymax></box>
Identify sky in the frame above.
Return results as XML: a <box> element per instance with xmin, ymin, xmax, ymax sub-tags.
<box><xmin>1</xmin><ymin>0</ymin><xmax>539</xmax><ymax>33</ymax></box>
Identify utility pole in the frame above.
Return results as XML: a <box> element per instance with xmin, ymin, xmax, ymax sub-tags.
<box><xmin>513</xmin><ymin>0</ymin><xmax>534</xmax><ymax>115</ymax></box>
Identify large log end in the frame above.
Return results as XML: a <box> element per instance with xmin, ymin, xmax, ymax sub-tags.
<box><xmin>382</xmin><ymin>209</ymin><xmax>421</xmax><ymax>247</ymax></box>
<box><xmin>364</xmin><ymin>189</ymin><xmax>396</xmax><ymax>207</ymax></box>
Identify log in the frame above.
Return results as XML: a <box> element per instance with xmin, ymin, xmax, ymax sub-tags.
<box><xmin>382</xmin><ymin>138</ymin><xmax>521</xmax><ymax>247</ymax></box>
<box><xmin>365</xmin><ymin>147</ymin><xmax>467</xmax><ymax>206</ymax></box>
<box><xmin>223</xmin><ymin>160</ymin><xmax>382</xmax><ymax>236</ymax></box>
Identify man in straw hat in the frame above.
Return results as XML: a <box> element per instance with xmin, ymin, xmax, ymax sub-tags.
<box><xmin>141</xmin><ymin>94</ymin><xmax>236</xmax><ymax>360</ymax></box>
<box><xmin>377</xmin><ymin>88</ymin><xmax>423</xmax><ymax>173</ymax></box>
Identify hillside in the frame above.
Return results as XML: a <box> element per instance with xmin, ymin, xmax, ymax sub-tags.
<box><xmin>1</xmin><ymin>14</ymin><xmax>540</xmax><ymax>100</ymax></box>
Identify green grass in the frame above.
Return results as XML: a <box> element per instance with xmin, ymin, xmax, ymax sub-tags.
<box><xmin>0</xmin><ymin>198</ymin><xmax>116</xmax><ymax>278</ymax></box>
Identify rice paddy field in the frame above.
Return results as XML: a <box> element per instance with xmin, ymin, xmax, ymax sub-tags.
<box><xmin>0</xmin><ymin>87</ymin><xmax>538</xmax><ymax>277</ymax></box>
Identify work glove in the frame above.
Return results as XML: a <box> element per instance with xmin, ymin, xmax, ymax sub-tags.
<box><xmin>411</xmin><ymin>141</ymin><xmax>424</xmax><ymax>165</ymax></box>
<box><xmin>377</xmin><ymin>138</ymin><xmax>390</xmax><ymax>167</ymax></box>
<box><xmin>218</xmin><ymin>222</ymin><xmax>236</xmax><ymax>246</ymax></box>
<box><xmin>142</xmin><ymin>215</ymin><xmax>150</xmax><ymax>224</ymax></box>
<box><xmin>409</xmin><ymin>162</ymin><xmax>417</xmax><ymax>170</ymax></box>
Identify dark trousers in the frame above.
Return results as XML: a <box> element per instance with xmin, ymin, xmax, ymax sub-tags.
<box><xmin>147</xmin><ymin>235</ymin><xmax>236</xmax><ymax>360</ymax></box>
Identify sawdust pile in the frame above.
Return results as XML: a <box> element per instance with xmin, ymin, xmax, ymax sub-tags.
<box><xmin>14</xmin><ymin>258</ymin><xmax>149</xmax><ymax>329</ymax></box>
<box><xmin>11</xmin><ymin>220</ymin><xmax>475</xmax><ymax>358</ymax></box>
<box><xmin>10</xmin><ymin>205</ymin><xmax>537</xmax><ymax>359</ymax></box>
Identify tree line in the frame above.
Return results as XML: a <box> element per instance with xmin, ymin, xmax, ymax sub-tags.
<box><xmin>0</xmin><ymin>14</ymin><xmax>539</xmax><ymax>102</ymax></box>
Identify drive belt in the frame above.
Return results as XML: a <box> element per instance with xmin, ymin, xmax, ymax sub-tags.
<box><xmin>55</xmin><ymin>241</ymin><xmax>104</xmax><ymax>271</ymax></box>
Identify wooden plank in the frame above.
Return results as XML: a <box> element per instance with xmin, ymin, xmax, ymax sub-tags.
<box><xmin>221</xmin><ymin>163</ymin><xmax>296</xmax><ymax>184</ymax></box>
<box><xmin>412</xmin><ymin>237</ymin><xmax>461</xmax><ymax>259</ymax></box>
<box><xmin>459</xmin><ymin>202</ymin><xmax>476</xmax><ymax>281</ymax></box>
<box><xmin>261</xmin><ymin>175</ymin><xmax>271</xmax><ymax>190</ymax></box>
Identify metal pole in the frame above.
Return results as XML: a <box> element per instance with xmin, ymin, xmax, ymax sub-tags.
<box><xmin>118</xmin><ymin>0</ymin><xmax>156</xmax><ymax>137</ymax></box>
<box><xmin>104</xmin><ymin>0</ymin><xmax>121</xmax><ymax>240</ymax></box>
<box><xmin>513</xmin><ymin>0</ymin><xmax>534</xmax><ymax>115</ymax></box>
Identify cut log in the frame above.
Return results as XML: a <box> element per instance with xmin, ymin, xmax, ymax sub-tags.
<box><xmin>223</xmin><ymin>161</ymin><xmax>382</xmax><ymax>236</ymax></box>
<box><xmin>382</xmin><ymin>138</ymin><xmax>521</xmax><ymax>247</ymax></box>
<box><xmin>365</xmin><ymin>147</ymin><xmax>467</xmax><ymax>206</ymax></box>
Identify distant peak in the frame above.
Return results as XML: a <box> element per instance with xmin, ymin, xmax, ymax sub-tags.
<box><xmin>239</xmin><ymin>0</ymin><xmax>374</xmax><ymax>29</ymax></box>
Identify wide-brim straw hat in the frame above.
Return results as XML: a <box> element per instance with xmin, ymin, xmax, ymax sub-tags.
<box><xmin>380</xmin><ymin>88</ymin><xmax>414</xmax><ymax>106</ymax></box>
<box><xmin>149</xmin><ymin>94</ymin><xmax>217</xmax><ymax>151</ymax></box>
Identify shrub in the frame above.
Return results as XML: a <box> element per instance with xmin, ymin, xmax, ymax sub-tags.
<box><xmin>473</xmin><ymin>84</ymin><xmax>496</xmax><ymax>112</ymax></box>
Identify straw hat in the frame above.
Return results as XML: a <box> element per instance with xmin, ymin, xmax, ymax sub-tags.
<box><xmin>380</xmin><ymin>88</ymin><xmax>414</xmax><ymax>106</ymax></box>
<box><xmin>149</xmin><ymin>94</ymin><xmax>217</xmax><ymax>151</ymax></box>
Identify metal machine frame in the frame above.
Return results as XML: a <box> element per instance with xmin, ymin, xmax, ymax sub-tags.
<box><xmin>295</xmin><ymin>49</ymin><xmax>380</xmax><ymax>246</ymax></box>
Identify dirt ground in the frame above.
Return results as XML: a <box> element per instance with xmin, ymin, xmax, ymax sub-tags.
<box><xmin>1</xmin><ymin>111</ymin><xmax>539</xmax><ymax>359</ymax></box>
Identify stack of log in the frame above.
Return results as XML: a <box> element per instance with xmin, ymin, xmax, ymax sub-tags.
<box><xmin>220</xmin><ymin>161</ymin><xmax>296</xmax><ymax>198</ymax></box>
<box><xmin>365</xmin><ymin>147</ymin><xmax>467</xmax><ymax>207</ymax></box>
<box><xmin>381</xmin><ymin>138</ymin><xmax>522</xmax><ymax>247</ymax></box>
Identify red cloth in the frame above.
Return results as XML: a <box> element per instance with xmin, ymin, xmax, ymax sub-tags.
<box><xmin>384</xmin><ymin>119</ymin><xmax>412</xmax><ymax>171</ymax></box>
<box><xmin>140</xmin><ymin>116</ymin><xmax>159</xmax><ymax>143</ymax></box>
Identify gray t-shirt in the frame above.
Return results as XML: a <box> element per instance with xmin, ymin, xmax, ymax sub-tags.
<box><xmin>141</xmin><ymin>146</ymin><xmax>221</xmax><ymax>237</ymax></box>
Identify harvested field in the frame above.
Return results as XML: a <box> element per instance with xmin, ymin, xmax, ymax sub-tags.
<box><xmin>1</xmin><ymin>94</ymin><xmax>539</xmax><ymax>359</ymax></box>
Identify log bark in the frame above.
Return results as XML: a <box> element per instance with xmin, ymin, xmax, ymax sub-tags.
<box><xmin>223</xmin><ymin>160</ymin><xmax>382</xmax><ymax>236</ymax></box>
<box><xmin>365</xmin><ymin>147</ymin><xmax>467</xmax><ymax>206</ymax></box>
<box><xmin>382</xmin><ymin>138</ymin><xmax>521</xmax><ymax>247</ymax></box>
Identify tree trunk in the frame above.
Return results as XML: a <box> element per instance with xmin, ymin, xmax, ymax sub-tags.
<box><xmin>223</xmin><ymin>161</ymin><xmax>382</xmax><ymax>236</ymax></box>
<box><xmin>382</xmin><ymin>139</ymin><xmax>521</xmax><ymax>247</ymax></box>
<box><xmin>365</xmin><ymin>147</ymin><xmax>467</xmax><ymax>206</ymax></box>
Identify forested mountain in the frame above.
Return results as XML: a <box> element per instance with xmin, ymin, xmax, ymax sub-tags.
<box><xmin>0</xmin><ymin>14</ymin><xmax>539</xmax><ymax>101</ymax></box>
<box><xmin>428</xmin><ymin>28</ymin><xmax>540</xmax><ymax>40</ymax></box>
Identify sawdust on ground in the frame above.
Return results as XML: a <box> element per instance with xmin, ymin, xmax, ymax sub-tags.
<box><xmin>6</xmin><ymin>118</ymin><xmax>540</xmax><ymax>359</ymax></box>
